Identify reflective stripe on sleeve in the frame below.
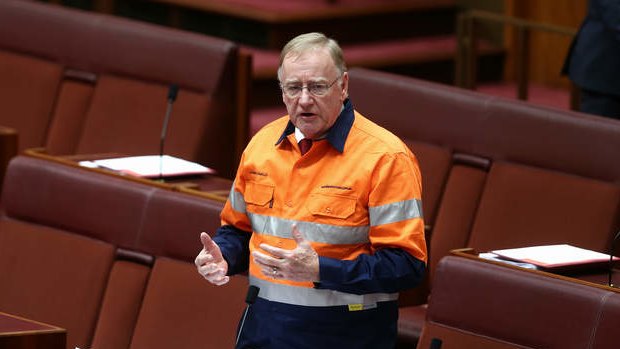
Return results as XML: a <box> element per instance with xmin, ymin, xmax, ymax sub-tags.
<box><xmin>228</xmin><ymin>182</ymin><xmax>246</xmax><ymax>214</ymax></box>
<box><xmin>249</xmin><ymin>275</ymin><xmax>398</xmax><ymax>307</ymax></box>
<box><xmin>369</xmin><ymin>198</ymin><xmax>422</xmax><ymax>227</ymax></box>
<box><xmin>248</xmin><ymin>213</ymin><xmax>369</xmax><ymax>245</ymax></box>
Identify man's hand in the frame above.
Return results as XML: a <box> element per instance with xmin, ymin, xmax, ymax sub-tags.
<box><xmin>252</xmin><ymin>225</ymin><xmax>319</xmax><ymax>282</ymax></box>
<box><xmin>195</xmin><ymin>232</ymin><xmax>230</xmax><ymax>286</ymax></box>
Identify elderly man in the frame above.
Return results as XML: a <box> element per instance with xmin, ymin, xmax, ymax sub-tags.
<box><xmin>195</xmin><ymin>32</ymin><xmax>427</xmax><ymax>348</ymax></box>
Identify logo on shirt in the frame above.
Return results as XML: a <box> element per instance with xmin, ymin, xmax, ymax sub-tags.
<box><xmin>250</xmin><ymin>170</ymin><xmax>268</xmax><ymax>177</ymax></box>
<box><xmin>321</xmin><ymin>185</ymin><xmax>352</xmax><ymax>190</ymax></box>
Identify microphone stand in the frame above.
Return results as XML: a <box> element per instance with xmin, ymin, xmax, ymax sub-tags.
<box><xmin>235</xmin><ymin>285</ymin><xmax>259</xmax><ymax>347</ymax></box>
<box><xmin>608</xmin><ymin>230</ymin><xmax>620</xmax><ymax>287</ymax></box>
<box><xmin>158</xmin><ymin>84</ymin><xmax>178</xmax><ymax>181</ymax></box>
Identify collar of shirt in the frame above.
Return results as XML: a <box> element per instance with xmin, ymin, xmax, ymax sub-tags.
<box><xmin>275</xmin><ymin>98</ymin><xmax>354</xmax><ymax>153</ymax></box>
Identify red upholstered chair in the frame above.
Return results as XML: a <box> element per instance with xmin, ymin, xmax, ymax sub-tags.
<box><xmin>0</xmin><ymin>155</ymin><xmax>158</xmax><ymax>348</ymax></box>
<box><xmin>127</xmin><ymin>258</ymin><xmax>247</xmax><ymax>349</ymax></box>
<box><xmin>0</xmin><ymin>221</ymin><xmax>116</xmax><ymax>349</ymax></box>
<box><xmin>0</xmin><ymin>154</ymin><xmax>246</xmax><ymax>349</ymax></box>
<box><xmin>0</xmin><ymin>50</ymin><xmax>62</xmax><ymax>185</ymax></box>
<box><xmin>137</xmin><ymin>189</ymin><xmax>226</xmax><ymax>262</ymax></box>
<box><xmin>468</xmin><ymin>161</ymin><xmax>620</xmax><ymax>253</ymax></box>
<box><xmin>0</xmin><ymin>0</ymin><xmax>250</xmax><ymax>179</ymax></box>
<box><xmin>90</xmin><ymin>260</ymin><xmax>152</xmax><ymax>349</ymax></box>
<box><xmin>45</xmin><ymin>79</ymin><xmax>95</xmax><ymax>156</ymax></box>
<box><xmin>0</xmin><ymin>50</ymin><xmax>62</xmax><ymax>151</ymax></box>
<box><xmin>418</xmin><ymin>255</ymin><xmax>620</xmax><ymax>349</ymax></box>
<box><xmin>347</xmin><ymin>67</ymin><xmax>620</xmax><ymax>348</ymax></box>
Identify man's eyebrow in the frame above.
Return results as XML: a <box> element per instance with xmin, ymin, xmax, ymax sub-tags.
<box><xmin>283</xmin><ymin>77</ymin><xmax>328</xmax><ymax>83</ymax></box>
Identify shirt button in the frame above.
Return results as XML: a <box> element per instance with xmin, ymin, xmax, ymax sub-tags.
<box><xmin>286</xmin><ymin>201</ymin><xmax>293</xmax><ymax>207</ymax></box>
<box><xmin>325</xmin><ymin>207</ymin><xmax>332</xmax><ymax>213</ymax></box>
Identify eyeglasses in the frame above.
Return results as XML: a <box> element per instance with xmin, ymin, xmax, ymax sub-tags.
<box><xmin>280</xmin><ymin>76</ymin><xmax>341</xmax><ymax>98</ymax></box>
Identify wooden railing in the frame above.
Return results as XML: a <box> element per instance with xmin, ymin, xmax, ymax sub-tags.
<box><xmin>455</xmin><ymin>9</ymin><xmax>580</xmax><ymax>110</ymax></box>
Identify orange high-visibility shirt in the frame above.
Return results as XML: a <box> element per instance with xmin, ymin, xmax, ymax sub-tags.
<box><xmin>221</xmin><ymin>106</ymin><xmax>426</xmax><ymax>307</ymax></box>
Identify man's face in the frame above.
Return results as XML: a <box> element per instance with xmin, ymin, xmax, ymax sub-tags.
<box><xmin>280</xmin><ymin>47</ymin><xmax>348</xmax><ymax>139</ymax></box>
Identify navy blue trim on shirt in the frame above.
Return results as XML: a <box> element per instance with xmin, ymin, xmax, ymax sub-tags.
<box><xmin>275</xmin><ymin>98</ymin><xmax>355</xmax><ymax>153</ymax></box>
<box><xmin>316</xmin><ymin>249</ymin><xmax>426</xmax><ymax>294</ymax></box>
<box><xmin>213</xmin><ymin>225</ymin><xmax>251</xmax><ymax>275</ymax></box>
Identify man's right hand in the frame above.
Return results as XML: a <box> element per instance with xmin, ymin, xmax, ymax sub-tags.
<box><xmin>195</xmin><ymin>232</ymin><xmax>230</xmax><ymax>286</ymax></box>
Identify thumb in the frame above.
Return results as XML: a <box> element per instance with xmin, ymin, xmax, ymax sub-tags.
<box><xmin>200</xmin><ymin>232</ymin><xmax>211</xmax><ymax>249</ymax></box>
<box><xmin>291</xmin><ymin>225</ymin><xmax>309</xmax><ymax>247</ymax></box>
<box><xmin>200</xmin><ymin>232</ymin><xmax>224</xmax><ymax>261</ymax></box>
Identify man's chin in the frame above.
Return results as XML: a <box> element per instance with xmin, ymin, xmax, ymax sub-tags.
<box><xmin>300</xmin><ymin>129</ymin><xmax>321</xmax><ymax>139</ymax></box>
<box><xmin>296</xmin><ymin>121</ymin><xmax>319</xmax><ymax>136</ymax></box>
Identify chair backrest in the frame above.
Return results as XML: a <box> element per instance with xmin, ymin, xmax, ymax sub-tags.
<box><xmin>419</xmin><ymin>255</ymin><xmax>620</xmax><ymax>349</ymax></box>
<box><xmin>348</xmin><ymin>66</ymin><xmax>620</xmax><ymax>292</ymax></box>
<box><xmin>0</xmin><ymin>155</ymin><xmax>247</xmax><ymax>349</ymax></box>
<box><xmin>0</xmin><ymin>0</ymin><xmax>250</xmax><ymax>178</ymax></box>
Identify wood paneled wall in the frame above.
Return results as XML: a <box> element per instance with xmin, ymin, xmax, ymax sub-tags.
<box><xmin>503</xmin><ymin>0</ymin><xmax>588</xmax><ymax>88</ymax></box>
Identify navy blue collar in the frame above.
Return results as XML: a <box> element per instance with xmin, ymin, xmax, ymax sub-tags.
<box><xmin>275</xmin><ymin>98</ymin><xmax>354</xmax><ymax>153</ymax></box>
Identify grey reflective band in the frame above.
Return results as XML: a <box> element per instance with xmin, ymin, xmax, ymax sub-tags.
<box><xmin>249</xmin><ymin>276</ymin><xmax>398</xmax><ymax>307</ymax></box>
<box><xmin>248</xmin><ymin>213</ymin><xmax>369</xmax><ymax>245</ymax></box>
<box><xmin>369</xmin><ymin>198</ymin><xmax>423</xmax><ymax>227</ymax></box>
<box><xmin>228</xmin><ymin>183</ymin><xmax>246</xmax><ymax>214</ymax></box>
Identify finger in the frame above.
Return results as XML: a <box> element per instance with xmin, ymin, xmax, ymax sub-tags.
<box><xmin>203</xmin><ymin>270</ymin><xmax>230</xmax><ymax>286</ymax></box>
<box><xmin>212</xmin><ymin>275</ymin><xmax>230</xmax><ymax>286</ymax></box>
<box><xmin>195</xmin><ymin>254</ymin><xmax>208</xmax><ymax>267</ymax></box>
<box><xmin>195</xmin><ymin>248</ymin><xmax>217</xmax><ymax>265</ymax></box>
<box><xmin>291</xmin><ymin>225</ymin><xmax>309</xmax><ymax>246</ymax></box>
<box><xmin>258</xmin><ymin>243</ymin><xmax>287</xmax><ymax>258</ymax></box>
<box><xmin>198</xmin><ymin>263</ymin><xmax>222</xmax><ymax>275</ymax></box>
<box><xmin>200</xmin><ymin>232</ymin><xmax>210</xmax><ymax>248</ymax></box>
<box><xmin>195</xmin><ymin>248</ymin><xmax>213</xmax><ymax>267</ymax></box>
<box><xmin>200</xmin><ymin>264</ymin><xmax>226</xmax><ymax>279</ymax></box>
<box><xmin>252</xmin><ymin>250</ymin><xmax>282</xmax><ymax>268</ymax></box>
<box><xmin>252</xmin><ymin>251</ymin><xmax>275</xmax><ymax>267</ymax></box>
<box><xmin>201</xmin><ymin>232</ymin><xmax>224</xmax><ymax>261</ymax></box>
<box><xmin>261</xmin><ymin>267</ymin><xmax>280</xmax><ymax>278</ymax></box>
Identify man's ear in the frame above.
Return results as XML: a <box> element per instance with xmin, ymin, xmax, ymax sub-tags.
<box><xmin>340</xmin><ymin>71</ymin><xmax>349</xmax><ymax>99</ymax></box>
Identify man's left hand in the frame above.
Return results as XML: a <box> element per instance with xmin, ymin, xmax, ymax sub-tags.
<box><xmin>252</xmin><ymin>224</ymin><xmax>319</xmax><ymax>282</ymax></box>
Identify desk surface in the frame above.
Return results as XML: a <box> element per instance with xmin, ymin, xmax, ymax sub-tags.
<box><xmin>25</xmin><ymin>148</ymin><xmax>233</xmax><ymax>202</ymax></box>
<box><xmin>0</xmin><ymin>311</ymin><xmax>64</xmax><ymax>335</ymax></box>
<box><xmin>451</xmin><ymin>248</ymin><xmax>620</xmax><ymax>293</ymax></box>
<box><xmin>0</xmin><ymin>312</ymin><xmax>65</xmax><ymax>349</ymax></box>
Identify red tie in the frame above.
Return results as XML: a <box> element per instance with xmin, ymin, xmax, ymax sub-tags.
<box><xmin>299</xmin><ymin>138</ymin><xmax>313</xmax><ymax>155</ymax></box>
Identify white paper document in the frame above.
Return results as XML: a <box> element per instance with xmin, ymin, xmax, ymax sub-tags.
<box><xmin>82</xmin><ymin>155</ymin><xmax>215</xmax><ymax>178</ymax></box>
<box><xmin>491</xmin><ymin>244</ymin><xmax>617</xmax><ymax>269</ymax></box>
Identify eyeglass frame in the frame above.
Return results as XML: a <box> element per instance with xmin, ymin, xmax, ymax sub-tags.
<box><xmin>279</xmin><ymin>75</ymin><xmax>342</xmax><ymax>98</ymax></box>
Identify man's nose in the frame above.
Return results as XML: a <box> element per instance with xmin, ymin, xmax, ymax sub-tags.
<box><xmin>298</xmin><ymin>87</ymin><xmax>314</xmax><ymax>104</ymax></box>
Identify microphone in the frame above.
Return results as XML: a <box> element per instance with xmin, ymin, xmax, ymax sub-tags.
<box><xmin>158</xmin><ymin>84</ymin><xmax>179</xmax><ymax>181</ymax></box>
<box><xmin>235</xmin><ymin>285</ymin><xmax>259</xmax><ymax>347</ymax></box>
<box><xmin>429</xmin><ymin>338</ymin><xmax>443</xmax><ymax>349</ymax></box>
<box><xmin>608</xmin><ymin>230</ymin><xmax>620</xmax><ymax>287</ymax></box>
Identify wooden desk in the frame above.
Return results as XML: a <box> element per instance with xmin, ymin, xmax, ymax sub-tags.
<box><xmin>24</xmin><ymin>148</ymin><xmax>233</xmax><ymax>203</ymax></box>
<box><xmin>0</xmin><ymin>312</ymin><xmax>65</xmax><ymax>349</ymax></box>
<box><xmin>451</xmin><ymin>247</ymin><xmax>620</xmax><ymax>292</ymax></box>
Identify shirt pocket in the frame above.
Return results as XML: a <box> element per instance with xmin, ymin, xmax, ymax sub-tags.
<box><xmin>244</xmin><ymin>181</ymin><xmax>274</xmax><ymax>207</ymax></box>
<box><xmin>307</xmin><ymin>193</ymin><xmax>356</xmax><ymax>219</ymax></box>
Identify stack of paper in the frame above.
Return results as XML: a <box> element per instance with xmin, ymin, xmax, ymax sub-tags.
<box><xmin>80</xmin><ymin>155</ymin><xmax>214</xmax><ymax>178</ymax></box>
<box><xmin>490</xmin><ymin>244</ymin><xmax>617</xmax><ymax>270</ymax></box>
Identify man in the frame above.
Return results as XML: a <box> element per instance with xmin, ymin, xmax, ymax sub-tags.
<box><xmin>195</xmin><ymin>32</ymin><xmax>427</xmax><ymax>348</ymax></box>
<box><xmin>563</xmin><ymin>0</ymin><xmax>620</xmax><ymax>119</ymax></box>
